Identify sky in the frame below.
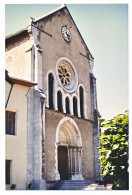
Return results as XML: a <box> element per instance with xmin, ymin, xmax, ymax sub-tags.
<box><xmin>5</xmin><ymin>3</ymin><xmax>128</xmax><ymax>120</ymax></box>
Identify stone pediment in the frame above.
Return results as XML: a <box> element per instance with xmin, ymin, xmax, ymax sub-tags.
<box><xmin>32</xmin><ymin>4</ymin><xmax>94</xmax><ymax>61</ymax></box>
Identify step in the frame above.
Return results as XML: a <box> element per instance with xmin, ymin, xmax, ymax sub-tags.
<box><xmin>57</xmin><ymin>186</ymin><xmax>109</xmax><ymax>190</ymax></box>
<box><xmin>58</xmin><ymin>184</ymin><xmax>93</xmax><ymax>187</ymax></box>
<box><xmin>59</xmin><ymin>180</ymin><xmax>94</xmax><ymax>184</ymax></box>
<box><xmin>58</xmin><ymin>185</ymin><xmax>91</xmax><ymax>188</ymax></box>
<box><xmin>60</xmin><ymin>180</ymin><xmax>94</xmax><ymax>182</ymax></box>
<box><xmin>59</xmin><ymin>182</ymin><xmax>93</xmax><ymax>184</ymax></box>
<box><xmin>58</xmin><ymin>186</ymin><xmax>91</xmax><ymax>189</ymax></box>
<box><xmin>59</xmin><ymin>182</ymin><xmax>95</xmax><ymax>186</ymax></box>
<box><xmin>58</xmin><ymin>188</ymin><xmax>89</xmax><ymax>190</ymax></box>
<box><xmin>52</xmin><ymin>180</ymin><xmax>111</xmax><ymax>190</ymax></box>
<box><xmin>55</xmin><ymin>180</ymin><xmax>96</xmax><ymax>190</ymax></box>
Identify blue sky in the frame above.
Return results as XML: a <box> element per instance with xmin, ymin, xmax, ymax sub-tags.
<box><xmin>5</xmin><ymin>4</ymin><xmax>128</xmax><ymax>120</ymax></box>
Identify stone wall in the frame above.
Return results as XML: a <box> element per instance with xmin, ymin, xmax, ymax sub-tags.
<box><xmin>38</xmin><ymin>7</ymin><xmax>92</xmax><ymax>120</ymax></box>
<box><xmin>90</xmin><ymin>73</ymin><xmax>101</xmax><ymax>181</ymax></box>
<box><xmin>27</xmin><ymin>88</ymin><xmax>46</xmax><ymax>190</ymax></box>
<box><xmin>45</xmin><ymin>108</ymin><xmax>95</xmax><ymax>181</ymax></box>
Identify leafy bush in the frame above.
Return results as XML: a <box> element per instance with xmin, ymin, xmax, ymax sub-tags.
<box><xmin>98</xmin><ymin>110</ymin><xmax>129</xmax><ymax>190</ymax></box>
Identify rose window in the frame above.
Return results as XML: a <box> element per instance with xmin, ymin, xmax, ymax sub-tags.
<box><xmin>58</xmin><ymin>64</ymin><xmax>71</xmax><ymax>86</ymax></box>
<box><xmin>56</xmin><ymin>57</ymin><xmax>78</xmax><ymax>93</ymax></box>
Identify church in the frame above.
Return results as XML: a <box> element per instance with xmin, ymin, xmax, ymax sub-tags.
<box><xmin>5</xmin><ymin>4</ymin><xmax>101</xmax><ymax>190</ymax></box>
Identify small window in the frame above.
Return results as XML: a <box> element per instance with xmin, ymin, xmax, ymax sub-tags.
<box><xmin>6</xmin><ymin>111</ymin><xmax>15</xmax><ymax>135</ymax></box>
<box><xmin>73</xmin><ymin>97</ymin><xmax>78</xmax><ymax>116</ymax></box>
<box><xmin>6</xmin><ymin>160</ymin><xmax>11</xmax><ymax>184</ymax></box>
<box><xmin>66</xmin><ymin>97</ymin><xmax>70</xmax><ymax>114</ymax></box>
<box><xmin>48</xmin><ymin>73</ymin><xmax>54</xmax><ymax>109</ymax></box>
<box><xmin>79</xmin><ymin>86</ymin><xmax>84</xmax><ymax>118</ymax></box>
<box><xmin>57</xmin><ymin>91</ymin><xmax>63</xmax><ymax>112</ymax></box>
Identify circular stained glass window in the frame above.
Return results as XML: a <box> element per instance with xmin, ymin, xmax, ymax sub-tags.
<box><xmin>58</xmin><ymin>64</ymin><xmax>71</xmax><ymax>86</ymax></box>
<box><xmin>56</xmin><ymin>57</ymin><xmax>78</xmax><ymax>93</ymax></box>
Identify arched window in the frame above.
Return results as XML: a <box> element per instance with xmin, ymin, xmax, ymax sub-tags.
<box><xmin>48</xmin><ymin>73</ymin><xmax>54</xmax><ymax>109</ymax></box>
<box><xmin>73</xmin><ymin>97</ymin><xmax>78</xmax><ymax>116</ymax></box>
<box><xmin>57</xmin><ymin>91</ymin><xmax>63</xmax><ymax>112</ymax></box>
<box><xmin>65</xmin><ymin>97</ymin><xmax>70</xmax><ymax>114</ymax></box>
<box><xmin>79</xmin><ymin>86</ymin><xmax>84</xmax><ymax>118</ymax></box>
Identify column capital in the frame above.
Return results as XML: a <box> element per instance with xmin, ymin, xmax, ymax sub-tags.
<box><xmin>69</xmin><ymin>148</ymin><xmax>73</xmax><ymax>152</ymax></box>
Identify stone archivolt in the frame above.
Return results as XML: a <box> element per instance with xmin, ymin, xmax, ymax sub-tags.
<box><xmin>57</xmin><ymin>118</ymin><xmax>84</xmax><ymax>180</ymax></box>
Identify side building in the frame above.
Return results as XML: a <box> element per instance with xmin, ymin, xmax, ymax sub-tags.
<box><xmin>5</xmin><ymin>71</ymin><xmax>37</xmax><ymax>190</ymax></box>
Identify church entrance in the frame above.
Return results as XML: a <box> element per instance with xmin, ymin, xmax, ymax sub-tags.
<box><xmin>55</xmin><ymin>117</ymin><xmax>84</xmax><ymax>180</ymax></box>
<box><xmin>58</xmin><ymin>146</ymin><xmax>68</xmax><ymax>180</ymax></box>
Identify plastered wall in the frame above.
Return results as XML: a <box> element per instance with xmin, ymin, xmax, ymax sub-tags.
<box><xmin>5</xmin><ymin>38</ymin><xmax>34</xmax><ymax>81</ymax></box>
<box><xmin>6</xmin><ymin>84</ymin><xmax>29</xmax><ymax>190</ymax></box>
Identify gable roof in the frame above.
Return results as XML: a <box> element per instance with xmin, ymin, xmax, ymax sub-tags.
<box><xmin>34</xmin><ymin>4</ymin><xmax>66</xmax><ymax>23</ymax></box>
<box><xmin>5</xmin><ymin>28</ymin><xmax>29</xmax><ymax>50</ymax></box>
<box><xmin>34</xmin><ymin>4</ymin><xmax>94</xmax><ymax>60</ymax></box>
<box><xmin>5</xmin><ymin>28</ymin><xmax>28</xmax><ymax>40</ymax></box>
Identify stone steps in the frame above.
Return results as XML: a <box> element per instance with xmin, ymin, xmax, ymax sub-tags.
<box><xmin>54</xmin><ymin>180</ymin><xmax>112</xmax><ymax>190</ymax></box>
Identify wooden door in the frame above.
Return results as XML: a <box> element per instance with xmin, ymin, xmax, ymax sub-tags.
<box><xmin>58</xmin><ymin>146</ymin><xmax>68</xmax><ymax>180</ymax></box>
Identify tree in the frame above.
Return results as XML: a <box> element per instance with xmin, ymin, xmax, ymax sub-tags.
<box><xmin>98</xmin><ymin>110</ymin><xmax>129</xmax><ymax>190</ymax></box>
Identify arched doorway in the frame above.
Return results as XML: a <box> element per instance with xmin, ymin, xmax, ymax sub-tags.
<box><xmin>55</xmin><ymin>117</ymin><xmax>84</xmax><ymax>180</ymax></box>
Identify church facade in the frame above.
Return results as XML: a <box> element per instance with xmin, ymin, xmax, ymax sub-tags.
<box><xmin>5</xmin><ymin>5</ymin><xmax>101</xmax><ymax>190</ymax></box>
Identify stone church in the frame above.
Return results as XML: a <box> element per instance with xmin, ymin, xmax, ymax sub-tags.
<box><xmin>5</xmin><ymin>5</ymin><xmax>101</xmax><ymax>190</ymax></box>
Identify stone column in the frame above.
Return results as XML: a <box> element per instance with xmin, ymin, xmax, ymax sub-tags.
<box><xmin>76</xmin><ymin>148</ymin><xmax>79</xmax><ymax>173</ymax></box>
<box><xmin>70</xmin><ymin>148</ymin><xmax>73</xmax><ymax>175</ymax></box>
<box><xmin>74</xmin><ymin>148</ymin><xmax>76</xmax><ymax>174</ymax></box>
<box><xmin>80</xmin><ymin>148</ymin><xmax>82</xmax><ymax>175</ymax></box>
<box><xmin>77</xmin><ymin>148</ymin><xmax>84</xmax><ymax>180</ymax></box>
<box><xmin>54</xmin><ymin>80</ymin><xmax>57</xmax><ymax>111</ymax></box>
<box><xmin>33</xmin><ymin>90</ymin><xmax>46</xmax><ymax>190</ymax></box>
<box><xmin>63</xmin><ymin>96</ymin><xmax>66</xmax><ymax>114</ymax></box>
<box><xmin>27</xmin><ymin>88</ymin><xmax>46</xmax><ymax>190</ymax></box>
<box><xmin>78</xmin><ymin>96</ymin><xmax>81</xmax><ymax>117</ymax></box>
<box><xmin>55</xmin><ymin>144</ymin><xmax>60</xmax><ymax>180</ymax></box>
<box><xmin>72</xmin><ymin>148</ymin><xmax>75</xmax><ymax>175</ymax></box>
<box><xmin>68</xmin><ymin>148</ymin><xmax>71</xmax><ymax>176</ymax></box>
<box><xmin>77</xmin><ymin>148</ymin><xmax>81</xmax><ymax>178</ymax></box>
<box><xmin>71</xmin><ymin>147</ymin><xmax>76</xmax><ymax>180</ymax></box>
<box><xmin>90</xmin><ymin>73</ymin><xmax>101</xmax><ymax>180</ymax></box>
<box><xmin>71</xmin><ymin>99</ymin><xmax>74</xmax><ymax>115</ymax></box>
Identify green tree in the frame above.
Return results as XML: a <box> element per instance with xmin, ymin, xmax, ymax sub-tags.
<box><xmin>98</xmin><ymin>110</ymin><xmax>129</xmax><ymax>190</ymax></box>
